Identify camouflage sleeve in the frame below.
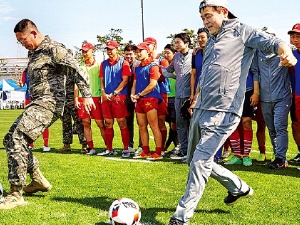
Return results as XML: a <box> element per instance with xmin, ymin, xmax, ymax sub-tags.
<box><xmin>52</xmin><ymin>44</ymin><xmax>92</xmax><ymax>98</ymax></box>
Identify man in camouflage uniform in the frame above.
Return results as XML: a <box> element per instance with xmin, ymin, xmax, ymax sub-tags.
<box><xmin>0</xmin><ymin>19</ymin><xmax>94</xmax><ymax>210</ymax></box>
<box><xmin>58</xmin><ymin>66</ymin><xmax>87</xmax><ymax>153</ymax></box>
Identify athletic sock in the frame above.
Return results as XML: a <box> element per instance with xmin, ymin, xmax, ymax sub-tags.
<box><xmin>160</xmin><ymin>129</ymin><xmax>167</xmax><ymax>150</ymax></box>
<box><xmin>105</xmin><ymin>128</ymin><xmax>114</xmax><ymax>150</ymax></box>
<box><xmin>87</xmin><ymin>140</ymin><xmax>94</xmax><ymax>150</ymax></box>
<box><xmin>42</xmin><ymin>128</ymin><xmax>49</xmax><ymax>146</ymax></box>
<box><xmin>229</xmin><ymin>129</ymin><xmax>241</xmax><ymax>158</ymax></box>
<box><xmin>120</xmin><ymin>127</ymin><xmax>129</xmax><ymax>150</ymax></box>
<box><xmin>243</xmin><ymin>129</ymin><xmax>253</xmax><ymax>157</ymax></box>
<box><xmin>142</xmin><ymin>146</ymin><xmax>150</xmax><ymax>154</ymax></box>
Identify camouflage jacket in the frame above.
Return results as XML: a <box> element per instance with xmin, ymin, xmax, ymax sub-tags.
<box><xmin>27</xmin><ymin>35</ymin><xmax>91</xmax><ymax>115</ymax></box>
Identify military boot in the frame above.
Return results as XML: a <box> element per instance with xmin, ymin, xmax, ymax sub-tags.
<box><xmin>81</xmin><ymin>144</ymin><xmax>88</xmax><ymax>154</ymax></box>
<box><xmin>57</xmin><ymin>144</ymin><xmax>71</xmax><ymax>153</ymax></box>
<box><xmin>23</xmin><ymin>168</ymin><xmax>52</xmax><ymax>194</ymax></box>
<box><xmin>0</xmin><ymin>185</ymin><xmax>27</xmax><ymax>210</ymax></box>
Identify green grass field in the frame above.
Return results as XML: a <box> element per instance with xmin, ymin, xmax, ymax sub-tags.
<box><xmin>0</xmin><ymin>109</ymin><xmax>299</xmax><ymax>225</ymax></box>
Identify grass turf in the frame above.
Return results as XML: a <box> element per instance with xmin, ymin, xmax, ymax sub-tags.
<box><xmin>0</xmin><ymin>109</ymin><xmax>299</xmax><ymax>225</ymax></box>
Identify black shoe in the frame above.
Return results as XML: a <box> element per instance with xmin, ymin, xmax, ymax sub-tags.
<box><xmin>268</xmin><ymin>158</ymin><xmax>288</xmax><ymax>169</ymax></box>
<box><xmin>170</xmin><ymin>151</ymin><xmax>186</xmax><ymax>159</ymax></box>
<box><xmin>290</xmin><ymin>153</ymin><xmax>300</xmax><ymax>163</ymax></box>
<box><xmin>224</xmin><ymin>187</ymin><xmax>254</xmax><ymax>205</ymax></box>
<box><xmin>168</xmin><ymin>218</ymin><xmax>184</xmax><ymax>225</ymax></box>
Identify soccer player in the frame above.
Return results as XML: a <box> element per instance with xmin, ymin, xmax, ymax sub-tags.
<box><xmin>98</xmin><ymin>40</ymin><xmax>131</xmax><ymax>158</ymax></box>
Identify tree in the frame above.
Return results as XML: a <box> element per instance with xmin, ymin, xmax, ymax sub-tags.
<box><xmin>167</xmin><ymin>28</ymin><xmax>198</xmax><ymax>48</ymax></box>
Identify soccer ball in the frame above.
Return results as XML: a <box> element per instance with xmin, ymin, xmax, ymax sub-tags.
<box><xmin>109</xmin><ymin>198</ymin><xmax>141</xmax><ymax>225</ymax></box>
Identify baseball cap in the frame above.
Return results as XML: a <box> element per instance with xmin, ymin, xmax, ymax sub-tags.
<box><xmin>199</xmin><ymin>0</ymin><xmax>237</xmax><ymax>19</ymax></box>
<box><xmin>81</xmin><ymin>42</ymin><xmax>94</xmax><ymax>51</ymax></box>
<box><xmin>261</xmin><ymin>26</ymin><xmax>276</xmax><ymax>35</ymax></box>
<box><xmin>288</xmin><ymin>23</ymin><xmax>300</xmax><ymax>34</ymax></box>
<box><xmin>136</xmin><ymin>42</ymin><xmax>149</xmax><ymax>51</ymax></box>
<box><xmin>105</xmin><ymin>40</ymin><xmax>119</xmax><ymax>49</ymax></box>
<box><xmin>144</xmin><ymin>37</ymin><xmax>157</xmax><ymax>45</ymax></box>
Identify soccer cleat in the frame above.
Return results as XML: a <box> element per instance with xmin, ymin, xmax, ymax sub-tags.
<box><xmin>23</xmin><ymin>168</ymin><xmax>52</xmax><ymax>194</ymax></box>
<box><xmin>97</xmin><ymin>150</ymin><xmax>118</xmax><ymax>156</ymax></box>
<box><xmin>86</xmin><ymin>149</ymin><xmax>96</xmax><ymax>155</ymax></box>
<box><xmin>134</xmin><ymin>147</ymin><xmax>143</xmax><ymax>156</ymax></box>
<box><xmin>147</xmin><ymin>153</ymin><xmax>163</xmax><ymax>161</ymax></box>
<box><xmin>133</xmin><ymin>151</ymin><xmax>151</xmax><ymax>159</ymax></box>
<box><xmin>43</xmin><ymin>146</ymin><xmax>51</xmax><ymax>152</ymax></box>
<box><xmin>224</xmin><ymin>187</ymin><xmax>254</xmax><ymax>205</ymax></box>
<box><xmin>257</xmin><ymin>153</ymin><xmax>266</xmax><ymax>162</ymax></box>
<box><xmin>290</xmin><ymin>153</ymin><xmax>300</xmax><ymax>163</ymax></box>
<box><xmin>168</xmin><ymin>218</ymin><xmax>184</xmax><ymax>225</ymax></box>
<box><xmin>243</xmin><ymin>157</ymin><xmax>252</xmax><ymax>166</ymax></box>
<box><xmin>57</xmin><ymin>144</ymin><xmax>71</xmax><ymax>153</ymax></box>
<box><xmin>268</xmin><ymin>158</ymin><xmax>288</xmax><ymax>169</ymax></box>
<box><xmin>222</xmin><ymin>152</ymin><xmax>234</xmax><ymax>162</ymax></box>
<box><xmin>0</xmin><ymin>192</ymin><xmax>27</xmax><ymax>210</ymax></box>
<box><xmin>224</xmin><ymin>156</ymin><xmax>243</xmax><ymax>165</ymax></box>
<box><xmin>121</xmin><ymin>150</ymin><xmax>130</xmax><ymax>158</ymax></box>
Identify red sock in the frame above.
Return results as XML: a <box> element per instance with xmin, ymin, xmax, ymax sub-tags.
<box><xmin>120</xmin><ymin>127</ymin><xmax>129</xmax><ymax>150</ymax></box>
<box><xmin>243</xmin><ymin>129</ymin><xmax>253</xmax><ymax>157</ymax></box>
<box><xmin>155</xmin><ymin>147</ymin><xmax>164</xmax><ymax>155</ymax></box>
<box><xmin>224</xmin><ymin>138</ymin><xmax>231</xmax><ymax>152</ymax></box>
<box><xmin>160</xmin><ymin>129</ymin><xmax>167</xmax><ymax>150</ymax></box>
<box><xmin>229</xmin><ymin>129</ymin><xmax>241</xmax><ymax>157</ymax></box>
<box><xmin>42</xmin><ymin>128</ymin><xmax>49</xmax><ymax>146</ymax></box>
<box><xmin>87</xmin><ymin>140</ymin><xmax>94</xmax><ymax>149</ymax></box>
<box><xmin>142</xmin><ymin>146</ymin><xmax>150</xmax><ymax>154</ymax></box>
<box><xmin>105</xmin><ymin>128</ymin><xmax>114</xmax><ymax>150</ymax></box>
<box><xmin>29</xmin><ymin>143</ymin><xmax>34</xmax><ymax>148</ymax></box>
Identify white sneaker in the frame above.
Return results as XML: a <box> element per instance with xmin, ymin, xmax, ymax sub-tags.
<box><xmin>86</xmin><ymin>149</ymin><xmax>96</xmax><ymax>155</ymax></box>
<box><xmin>128</xmin><ymin>147</ymin><xmax>135</xmax><ymax>153</ymax></box>
<box><xmin>28</xmin><ymin>146</ymin><xmax>34</xmax><ymax>151</ymax></box>
<box><xmin>97</xmin><ymin>150</ymin><xmax>118</xmax><ymax>156</ymax></box>
<box><xmin>43</xmin><ymin>146</ymin><xmax>51</xmax><ymax>152</ymax></box>
<box><xmin>135</xmin><ymin>147</ymin><xmax>143</xmax><ymax>156</ymax></box>
<box><xmin>122</xmin><ymin>150</ymin><xmax>130</xmax><ymax>158</ymax></box>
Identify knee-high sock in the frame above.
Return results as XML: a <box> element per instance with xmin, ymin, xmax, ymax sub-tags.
<box><xmin>120</xmin><ymin>127</ymin><xmax>129</xmax><ymax>150</ymax></box>
<box><xmin>105</xmin><ymin>128</ymin><xmax>114</xmax><ymax>150</ymax></box>
<box><xmin>229</xmin><ymin>129</ymin><xmax>241</xmax><ymax>157</ymax></box>
<box><xmin>42</xmin><ymin>128</ymin><xmax>49</xmax><ymax>146</ymax></box>
<box><xmin>243</xmin><ymin>129</ymin><xmax>253</xmax><ymax>157</ymax></box>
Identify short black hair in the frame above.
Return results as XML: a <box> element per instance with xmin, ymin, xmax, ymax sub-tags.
<box><xmin>174</xmin><ymin>33</ymin><xmax>191</xmax><ymax>46</ymax></box>
<box><xmin>164</xmin><ymin>44</ymin><xmax>176</xmax><ymax>53</ymax></box>
<box><xmin>197</xmin><ymin>27</ymin><xmax>209</xmax><ymax>36</ymax></box>
<box><xmin>14</xmin><ymin>19</ymin><xmax>37</xmax><ymax>33</ymax></box>
<box><xmin>124</xmin><ymin>44</ymin><xmax>137</xmax><ymax>52</ymax></box>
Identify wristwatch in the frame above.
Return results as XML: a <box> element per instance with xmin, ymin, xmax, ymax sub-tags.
<box><xmin>113</xmin><ymin>91</ymin><xmax>118</xmax><ymax>96</ymax></box>
<box><xmin>137</xmin><ymin>92</ymin><xmax>142</xmax><ymax>97</ymax></box>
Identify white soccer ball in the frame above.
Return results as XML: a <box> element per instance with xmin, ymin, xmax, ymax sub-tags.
<box><xmin>109</xmin><ymin>198</ymin><xmax>141</xmax><ymax>225</ymax></box>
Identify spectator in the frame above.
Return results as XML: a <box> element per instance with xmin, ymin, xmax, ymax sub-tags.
<box><xmin>251</xmin><ymin>26</ymin><xmax>292</xmax><ymax>169</ymax></box>
<box><xmin>1</xmin><ymin>19</ymin><xmax>94</xmax><ymax>210</ymax></box>
<box><xmin>124</xmin><ymin>44</ymin><xmax>140</xmax><ymax>154</ymax></box>
<box><xmin>58</xmin><ymin>64</ymin><xmax>87</xmax><ymax>154</ymax></box>
<box><xmin>98</xmin><ymin>40</ymin><xmax>131</xmax><ymax>158</ymax></box>
<box><xmin>131</xmin><ymin>42</ymin><xmax>163</xmax><ymax>160</ymax></box>
<box><xmin>163</xmin><ymin>44</ymin><xmax>179</xmax><ymax>152</ymax></box>
<box><xmin>75</xmin><ymin>42</ymin><xmax>106</xmax><ymax>155</ymax></box>
<box><xmin>168</xmin><ymin>1</ymin><xmax>296</xmax><ymax>224</ymax></box>
<box><xmin>161</xmin><ymin>33</ymin><xmax>193</xmax><ymax>160</ymax></box>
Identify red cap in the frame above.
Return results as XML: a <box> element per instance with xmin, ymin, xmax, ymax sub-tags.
<box><xmin>106</xmin><ymin>40</ymin><xmax>119</xmax><ymax>49</ymax></box>
<box><xmin>81</xmin><ymin>42</ymin><xmax>94</xmax><ymax>51</ymax></box>
<box><xmin>288</xmin><ymin>23</ymin><xmax>300</xmax><ymax>34</ymax></box>
<box><xmin>144</xmin><ymin>37</ymin><xmax>157</xmax><ymax>45</ymax></box>
<box><xmin>136</xmin><ymin>42</ymin><xmax>149</xmax><ymax>50</ymax></box>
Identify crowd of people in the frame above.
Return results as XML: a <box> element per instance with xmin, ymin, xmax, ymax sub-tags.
<box><xmin>0</xmin><ymin>2</ymin><xmax>299</xmax><ymax>225</ymax></box>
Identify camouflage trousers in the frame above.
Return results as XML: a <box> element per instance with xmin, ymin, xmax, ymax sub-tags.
<box><xmin>3</xmin><ymin>104</ymin><xmax>59</xmax><ymax>186</ymax></box>
<box><xmin>61</xmin><ymin>104</ymin><xmax>86</xmax><ymax>145</ymax></box>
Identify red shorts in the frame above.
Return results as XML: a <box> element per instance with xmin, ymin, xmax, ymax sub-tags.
<box><xmin>77</xmin><ymin>97</ymin><xmax>103</xmax><ymax>120</ymax></box>
<box><xmin>135</xmin><ymin>98</ymin><xmax>159</xmax><ymax>114</ymax></box>
<box><xmin>157</xmin><ymin>100</ymin><xmax>168</xmax><ymax>116</ymax></box>
<box><xmin>101</xmin><ymin>95</ymin><xmax>128</xmax><ymax>119</ymax></box>
<box><xmin>161</xmin><ymin>93</ymin><xmax>168</xmax><ymax>107</ymax></box>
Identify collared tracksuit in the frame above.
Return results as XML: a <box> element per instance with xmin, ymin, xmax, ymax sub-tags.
<box><xmin>162</xmin><ymin>49</ymin><xmax>193</xmax><ymax>155</ymax></box>
<box><xmin>3</xmin><ymin>35</ymin><xmax>92</xmax><ymax>187</ymax></box>
<box><xmin>171</xmin><ymin>19</ymin><xmax>285</xmax><ymax>224</ymax></box>
<box><xmin>251</xmin><ymin>50</ymin><xmax>291</xmax><ymax>160</ymax></box>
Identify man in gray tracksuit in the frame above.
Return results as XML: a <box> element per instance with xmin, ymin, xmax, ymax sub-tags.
<box><xmin>168</xmin><ymin>0</ymin><xmax>297</xmax><ymax>224</ymax></box>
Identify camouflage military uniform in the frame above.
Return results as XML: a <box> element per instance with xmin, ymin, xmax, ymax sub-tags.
<box><xmin>3</xmin><ymin>35</ymin><xmax>91</xmax><ymax>186</ymax></box>
<box><xmin>61</xmin><ymin>68</ymin><xmax>86</xmax><ymax>145</ymax></box>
